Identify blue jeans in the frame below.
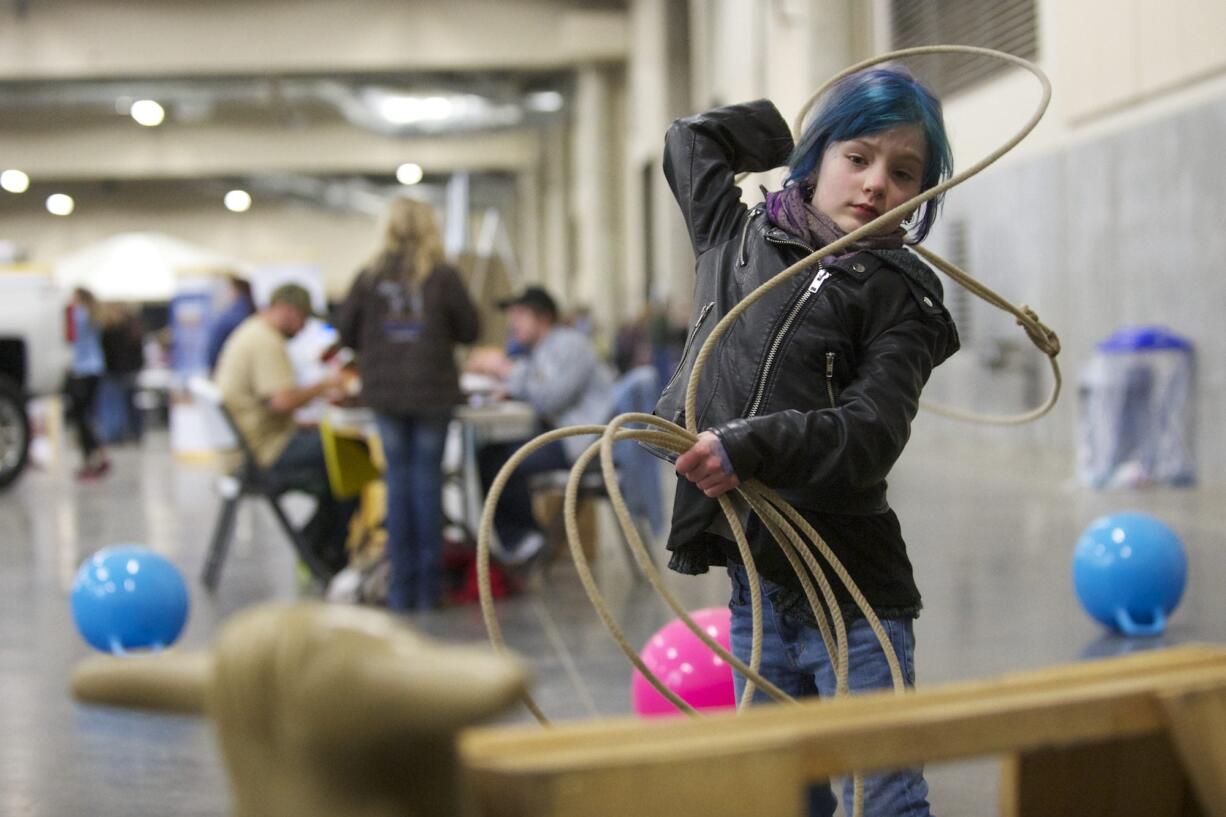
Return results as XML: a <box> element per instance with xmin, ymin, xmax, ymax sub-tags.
<box><xmin>96</xmin><ymin>374</ymin><xmax>142</xmax><ymax>444</ymax></box>
<box><xmin>728</xmin><ymin>564</ymin><xmax>932</xmax><ymax>817</ymax></box>
<box><xmin>375</xmin><ymin>412</ymin><xmax>450</xmax><ymax>611</ymax></box>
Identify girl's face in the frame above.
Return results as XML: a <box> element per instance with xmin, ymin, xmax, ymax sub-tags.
<box><xmin>812</xmin><ymin>123</ymin><xmax>927</xmax><ymax>236</ymax></box>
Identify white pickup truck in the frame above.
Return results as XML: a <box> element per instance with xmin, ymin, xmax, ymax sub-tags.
<box><xmin>0</xmin><ymin>274</ymin><xmax>69</xmax><ymax>488</ymax></box>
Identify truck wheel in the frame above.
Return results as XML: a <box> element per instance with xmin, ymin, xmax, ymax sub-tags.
<box><xmin>0</xmin><ymin>376</ymin><xmax>30</xmax><ymax>490</ymax></box>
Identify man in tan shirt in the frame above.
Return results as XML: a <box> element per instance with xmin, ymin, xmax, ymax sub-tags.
<box><xmin>214</xmin><ymin>283</ymin><xmax>352</xmax><ymax>575</ymax></box>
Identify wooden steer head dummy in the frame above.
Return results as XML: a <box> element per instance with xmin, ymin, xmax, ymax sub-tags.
<box><xmin>71</xmin><ymin>602</ymin><xmax>528</xmax><ymax>817</ymax></box>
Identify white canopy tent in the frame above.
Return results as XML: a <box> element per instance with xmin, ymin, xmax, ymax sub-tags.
<box><xmin>54</xmin><ymin>231</ymin><xmax>253</xmax><ymax>302</ymax></box>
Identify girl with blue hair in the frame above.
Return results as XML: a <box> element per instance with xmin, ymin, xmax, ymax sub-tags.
<box><xmin>658</xmin><ymin>66</ymin><xmax>958</xmax><ymax>816</ymax></box>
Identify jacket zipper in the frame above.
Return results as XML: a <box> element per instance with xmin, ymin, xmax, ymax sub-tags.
<box><xmin>825</xmin><ymin>352</ymin><xmax>837</xmax><ymax>407</ymax></box>
<box><xmin>663</xmin><ymin>300</ymin><xmax>716</xmax><ymax>394</ymax></box>
<box><xmin>737</xmin><ymin>207</ymin><xmax>763</xmax><ymax>266</ymax></box>
<box><xmin>764</xmin><ymin>231</ymin><xmax>815</xmax><ymax>255</ymax></box>
<box><xmin>745</xmin><ymin>265</ymin><xmax>830</xmax><ymax>417</ymax></box>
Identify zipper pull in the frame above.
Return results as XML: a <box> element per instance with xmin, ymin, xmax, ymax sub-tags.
<box><xmin>808</xmin><ymin>268</ymin><xmax>830</xmax><ymax>293</ymax></box>
<box><xmin>825</xmin><ymin>351</ymin><xmax>835</xmax><ymax>380</ymax></box>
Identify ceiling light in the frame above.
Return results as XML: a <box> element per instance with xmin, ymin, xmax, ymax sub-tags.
<box><xmin>1</xmin><ymin>169</ymin><xmax>30</xmax><ymax>194</ymax></box>
<box><xmin>224</xmin><ymin>190</ymin><xmax>252</xmax><ymax>213</ymax></box>
<box><xmin>396</xmin><ymin>163</ymin><xmax>424</xmax><ymax>185</ymax></box>
<box><xmin>377</xmin><ymin>94</ymin><xmax>454</xmax><ymax>125</ymax></box>
<box><xmin>422</xmin><ymin>96</ymin><xmax>453</xmax><ymax>118</ymax></box>
<box><xmin>130</xmin><ymin>99</ymin><xmax>166</xmax><ymax>127</ymax></box>
<box><xmin>526</xmin><ymin>91</ymin><xmax>564</xmax><ymax>112</ymax></box>
<box><xmin>46</xmin><ymin>193</ymin><xmax>74</xmax><ymax>216</ymax></box>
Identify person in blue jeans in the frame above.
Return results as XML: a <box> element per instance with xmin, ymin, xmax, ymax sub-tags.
<box><xmin>372</xmin><ymin>412</ymin><xmax>451</xmax><ymax>609</ymax></box>
<box><xmin>335</xmin><ymin>197</ymin><xmax>479</xmax><ymax>611</ymax></box>
<box><xmin>66</xmin><ymin>287</ymin><xmax>111</xmax><ymax>480</ymax></box>
<box><xmin>662</xmin><ymin>67</ymin><xmax>961</xmax><ymax>816</ymax></box>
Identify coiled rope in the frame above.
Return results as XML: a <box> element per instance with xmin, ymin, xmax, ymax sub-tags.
<box><xmin>476</xmin><ymin>44</ymin><xmax>1057</xmax><ymax>816</ymax></box>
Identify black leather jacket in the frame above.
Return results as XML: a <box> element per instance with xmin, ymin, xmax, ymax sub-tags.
<box><xmin>656</xmin><ymin>99</ymin><xmax>960</xmax><ymax>571</ymax></box>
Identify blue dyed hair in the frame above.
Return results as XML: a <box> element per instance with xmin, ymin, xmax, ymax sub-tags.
<box><xmin>787</xmin><ymin>65</ymin><xmax>952</xmax><ymax>243</ymax></box>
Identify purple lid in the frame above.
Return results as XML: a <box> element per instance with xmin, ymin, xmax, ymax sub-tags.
<box><xmin>1097</xmin><ymin>326</ymin><xmax>1192</xmax><ymax>353</ymax></box>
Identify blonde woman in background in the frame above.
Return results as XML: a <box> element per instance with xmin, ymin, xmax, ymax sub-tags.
<box><xmin>335</xmin><ymin>197</ymin><xmax>480</xmax><ymax>611</ymax></box>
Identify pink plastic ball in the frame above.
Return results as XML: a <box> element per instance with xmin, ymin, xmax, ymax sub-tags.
<box><xmin>631</xmin><ymin>606</ymin><xmax>736</xmax><ymax>718</ymax></box>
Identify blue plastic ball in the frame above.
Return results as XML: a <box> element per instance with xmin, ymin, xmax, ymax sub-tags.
<box><xmin>70</xmin><ymin>545</ymin><xmax>190</xmax><ymax>654</ymax></box>
<box><xmin>1072</xmin><ymin>512</ymin><xmax>1187</xmax><ymax>636</ymax></box>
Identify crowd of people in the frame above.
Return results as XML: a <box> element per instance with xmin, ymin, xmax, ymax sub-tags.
<box><xmin>200</xmin><ymin>196</ymin><xmax>676</xmax><ymax>612</ymax></box>
<box><xmin>63</xmin><ymin>247</ymin><xmax>678</xmax><ymax>615</ymax></box>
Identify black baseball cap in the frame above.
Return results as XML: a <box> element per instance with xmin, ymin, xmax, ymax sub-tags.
<box><xmin>498</xmin><ymin>286</ymin><xmax>558</xmax><ymax>320</ymax></box>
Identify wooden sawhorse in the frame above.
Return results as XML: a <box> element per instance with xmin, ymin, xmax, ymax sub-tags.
<box><xmin>463</xmin><ymin>645</ymin><xmax>1226</xmax><ymax>817</ymax></box>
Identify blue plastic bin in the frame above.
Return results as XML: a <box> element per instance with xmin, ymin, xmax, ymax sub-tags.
<box><xmin>1077</xmin><ymin>326</ymin><xmax>1194</xmax><ymax>488</ymax></box>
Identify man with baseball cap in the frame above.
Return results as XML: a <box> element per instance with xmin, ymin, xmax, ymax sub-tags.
<box><xmin>467</xmin><ymin>284</ymin><xmax>614</xmax><ymax>564</ymax></box>
<box><xmin>214</xmin><ymin>282</ymin><xmax>353</xmax><ymax>576</ymax></box>
<box><xmin>496</xmin><ymin>285</ymin><xmax>558</xmax><ymax>322</ymax></box>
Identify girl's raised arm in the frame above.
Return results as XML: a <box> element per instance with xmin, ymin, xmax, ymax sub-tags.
<box><xmin>662</xmin><ymin>99</ymin><xmax>794</xmax><ymax>255</ymax></box>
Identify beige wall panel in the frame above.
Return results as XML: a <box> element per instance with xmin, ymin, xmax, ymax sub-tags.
<box><xmin>944</xmin><ymin>0</ymin><xmax>1226</xmax><ymax>167</ymax></box>
<box><xmin>624</xmin><ymin>0</ymin><xmax>692</xmax><ymax>317</ymax></box>
<box><xmin>516</xmin><ymin>169</ymin><xmax>540</xmax><ymax>295</ymax></box>
<box><xmin>690</xmin><ymin>1</ymin><xmax>862</xmax><ymax>202</ymax></box>
<box><xmin>1138</xmin><ymin>0</ymin><xmax>1226</xmax><ymax>94</ymax></box>
<box><xmin>539</xmin><ymin>123</ymin><xmax>571</xmax><ymax>300</ymax></box>
<box><xmin>687</xmin><ymin>0</ymin><xmax>713</xmax><ymax>110</ymax></box>
<box><xmin>1137</xmin><ymin>0</ymin><xmax>1184</xmax><ymax>94</ymax></box>
<box><xmin>621</xmin><ymin>1</ymin><xmax>657</xmax><ymax>321</ymax></box>
<box><xmin>765</xmin><ymin>0</ymin><xmax>858</xmax><ymax>132</ymax></box>
<box><xmin>1062</xmin><ymin>0</ymin><xmax>1142</xmax><ymax>120</ymax></box>
<box><xmin>0</xmin><ymin>1</ymin><xmax>626</xmax><ymax>79</ymax></box>
<box><xmin>708</xmin><ymin>0</ymin><xmax>762</xmax><ymax>105</ymax></box>
<box><xmin>569</xmin><ymin>66</ymin><xmax>617</xmax><ymax>342</ymax></box>
<box><xmin>0</xmin><ymin>123</ymin><xmax>541</xmax><ymax>181</ymax></box>
<box><xmin>764</xmin><ymin>2</ymin><xmax>814</xmax><ymax>122</ymax></box>
<box><xmin>942</xmin><ymin>68</ymin><xmax>1063</xmax><ymax>173</ymax></box>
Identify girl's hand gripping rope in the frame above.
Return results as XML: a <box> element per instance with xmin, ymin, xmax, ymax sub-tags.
<box><xmin>675</xmin><ymin>430</ymin><xmax>741</xmax><ymax>498</ymax></box>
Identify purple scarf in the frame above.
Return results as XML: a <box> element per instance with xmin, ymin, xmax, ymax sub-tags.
<box><xmin>764</xmin><ymin>183</ymin><xmax>905</xmax><ymax>260</ymax></box>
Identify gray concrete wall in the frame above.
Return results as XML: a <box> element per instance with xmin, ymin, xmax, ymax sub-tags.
<box><xmin>918</xmin><ymin>91</ymin><xmax>1226</xmax><ymax>484</ymax></box>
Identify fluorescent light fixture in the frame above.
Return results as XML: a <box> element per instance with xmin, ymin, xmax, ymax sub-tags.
<box><xmin>377</xmin><ymin>94</ymin><xmax>454</xmax><ymax>125</ymax></box>
<box><xmin>1</xmin><ymin>169</ymin><xmax>30</xmax><ymax>194</ymax></box>
<box><xmin>224</xmin><ymin>189</ymin><xmax>252</xmax><ymax>213</ymax></box>
<box><xmin>46</xmin><ymin>193</ymin><xmax>74</xmax><ymax>216</ymax></box>
<box><xmin>130</xmin><ymin>99</ymin><xmax>166</xmax><ymax>127</ymax></box>
<box><xmin>526</xmin><ymin>90</ymin><xmax>564</xmax><ymax>112</ymax></box>
<box><xmin>396</xmin><ymin>162</ymin><xmax>424</xmax><ymax>185</ymax></box>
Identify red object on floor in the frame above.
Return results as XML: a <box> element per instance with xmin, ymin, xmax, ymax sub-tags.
<box><xmin>444</xmin><ymin>545</ymin><xmax>519</xmax><ymax>605</ymax></box>
<box><xmin>75</xmin><ymin>459</ymin><xmax>112</xmax><ymax>481</ymax></box>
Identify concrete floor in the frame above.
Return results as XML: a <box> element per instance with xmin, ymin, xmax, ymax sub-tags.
<box><xmin>2</xmin><ymin>428</ymin><xmax>1224</xmax><ymax>816</ymax></box>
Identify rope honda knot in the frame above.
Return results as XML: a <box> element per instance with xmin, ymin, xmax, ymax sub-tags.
<box><xmin>1017</xmin><ymin>305</ymin><xmax>1061</xmax><ymax>357</ymax></box>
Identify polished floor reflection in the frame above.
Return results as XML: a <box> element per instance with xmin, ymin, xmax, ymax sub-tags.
<box><xmin>2</xmin><ymin>429</ymin><xmax>1223</xmax><ymax>816</ymax></box>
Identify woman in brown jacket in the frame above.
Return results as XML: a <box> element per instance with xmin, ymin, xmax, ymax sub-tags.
<box><xmin>336</xmin><ymin>197</ymin><xmax>479</xmax><ymax>611</ymax></box>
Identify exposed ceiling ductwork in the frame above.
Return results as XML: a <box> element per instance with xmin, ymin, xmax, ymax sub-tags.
<box><xmin>0</xmin><ymin>73</ymin><xmax>569</xmax><ymax>135</ymax></box>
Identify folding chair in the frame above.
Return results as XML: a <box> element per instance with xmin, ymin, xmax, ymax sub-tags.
<box><xmin>187</xmin><ymin>376</ymin><xmax>336</xmax><ymax>591</ymax></box>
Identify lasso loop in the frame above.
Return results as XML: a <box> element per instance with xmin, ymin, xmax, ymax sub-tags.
<box><xmin>477</xmin><ymin>43</ymin><xmax>1056</xmax><ymax>817</ymax></box>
